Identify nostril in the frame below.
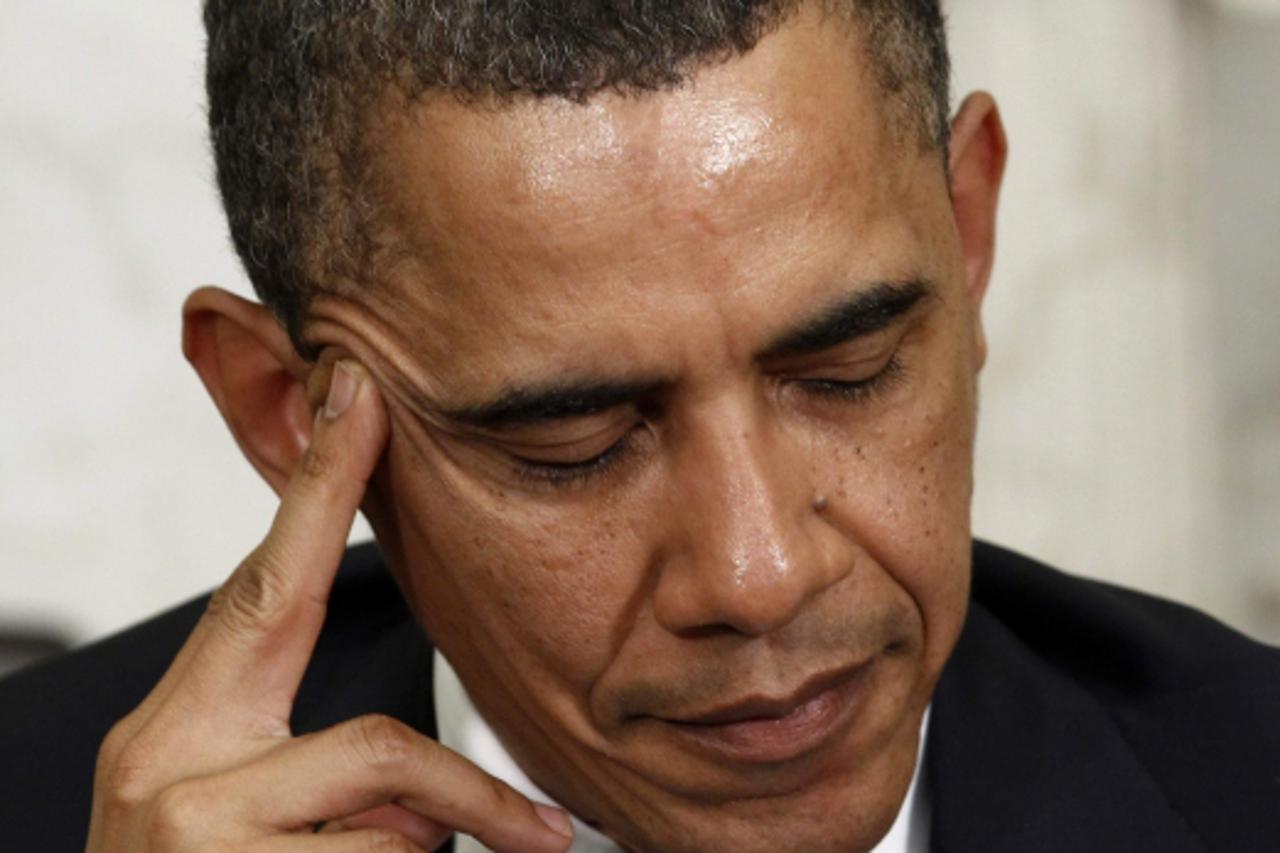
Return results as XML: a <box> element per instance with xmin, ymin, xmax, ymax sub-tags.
<box><xmin>673</xmin><ymin>622</ymin><xmax>743</xmax><ymax>641</ymax></box>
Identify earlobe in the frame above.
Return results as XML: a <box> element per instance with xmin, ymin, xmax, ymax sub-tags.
<box><xmin>947</xmin><ymin>92</ymin><xmax>1008</xmax><ymax>370</ymax></box>
<box><xmin>182</xmin><ymin>287</ymin><xmax>315</xmax><ymax>497</ymax></box>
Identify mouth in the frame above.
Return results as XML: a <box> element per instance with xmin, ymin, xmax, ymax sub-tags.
<box><xmin>657</xmin><ymin>659</ymin><xmax>876</xmax><ymax>764</ymax></box>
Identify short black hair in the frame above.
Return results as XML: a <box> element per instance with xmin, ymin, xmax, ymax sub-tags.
<box><xmin>203</xmin><ymin>0</ymin><xmax>951</xmax><ymax>354</ymax></box>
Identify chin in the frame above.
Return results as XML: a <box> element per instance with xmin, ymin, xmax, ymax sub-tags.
<box><xmin>603</xmin><ymin>772</ymin><xmax>910</xmax><ymax>853</ymax></box>
<box><xmin>548</xmin><ymin>666</ymin><xmax>925</xmax><ymax>853</ymax></box>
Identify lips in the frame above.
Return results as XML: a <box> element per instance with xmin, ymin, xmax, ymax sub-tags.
<box><xmin>659</xmin><ymin>660</ymin><xmax>874</xmax><ymax>764</ymax></box>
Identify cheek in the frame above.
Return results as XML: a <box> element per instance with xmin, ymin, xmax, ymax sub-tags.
<box><xmin>378</xmin><ymin>423</ymin><xmax>653</xmax><ymax>693</ymax></box>
<box><xmin>813</xmin><ymin>354</ymin><xmax>976</xmax><ymax>667</ymax></box>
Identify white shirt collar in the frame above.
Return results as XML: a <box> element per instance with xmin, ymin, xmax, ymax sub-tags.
<box><xmin>434</xmin><ymin>651</ymin><xmax>929</xmax><ymax>852</ymax></box>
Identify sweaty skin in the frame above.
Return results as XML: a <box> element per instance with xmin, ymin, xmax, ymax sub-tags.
<box><xmin>298</xmin><ymin>8</ymin><xmax>1003</xmax><ymax>852</ymax></box>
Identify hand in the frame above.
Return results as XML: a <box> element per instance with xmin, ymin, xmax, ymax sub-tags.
<box><xmin>86</xmin><ymin>361</ymin><xmax>575</xmax><ymax>852</ymax></box>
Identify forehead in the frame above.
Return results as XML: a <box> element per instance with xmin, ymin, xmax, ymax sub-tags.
<box><xmin>374</xmin><ymin>9</ymin><xmax>891</xmax><ymax>249</ymax></box>
<box><xmin>357</xmin><ymin>7</ymin><xmax>942</xmax><ymax>390</ymax></box>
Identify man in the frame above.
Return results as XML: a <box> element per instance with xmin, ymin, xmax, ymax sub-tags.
<box><xmin>2</xmin><ymin>1</ymin><xmax>1277</xmax><ymax>850</ymax></box>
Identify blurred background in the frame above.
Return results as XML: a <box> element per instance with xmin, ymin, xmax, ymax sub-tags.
<box><xmin>2</xmin><ymin>0</ymin><xmax>1278</xmax><ymax>675</ymax></box>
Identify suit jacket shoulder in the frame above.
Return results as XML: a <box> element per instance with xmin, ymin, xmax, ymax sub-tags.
<box><xmin>0</xmin><ymin>542</ymin><xmax>434</xmax><ymax>852</ymax></box>
<box><xmin>928</xmin><ymin>541</ymin><xmax>1280</xmax><ymax>852</ymax></box>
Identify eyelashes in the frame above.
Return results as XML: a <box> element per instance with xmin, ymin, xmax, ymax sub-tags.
<box><xmin>789</xmin><ymin>353</ymin><xmax>906</xmax><ymax>403</ymax></box>
<box><xmin>511</xmin><ymin>427</ymin><xmax>641</xmax><ymax>487</ymax></box>
<box><xmin>509</xmin><ymin>354</ymin><xmax>907</xmax><ymax>488</ymax></box>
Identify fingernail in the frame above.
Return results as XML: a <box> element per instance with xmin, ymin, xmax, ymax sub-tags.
<box><xmin>324</xmin><ymin>361</ymin><xmax>361</xmax><ymax>420</ymax></box>
<box><xmin>534</xmin><ymin>803</ymin><xmax>573</xmax><ymax>839</ymax></box>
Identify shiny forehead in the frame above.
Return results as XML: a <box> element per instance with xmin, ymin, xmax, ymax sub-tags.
<box><xmin>365</xmin><ymin>6</ymin><xmax>912</xmax><ymax>270</ymax></box>
<box><xmin>331</xmin><ymin>4</ymin><xmax>951</xmax><ymax>415</ymax></box>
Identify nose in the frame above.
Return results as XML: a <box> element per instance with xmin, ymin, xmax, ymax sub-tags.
<box><xmin>651</xmin><ymin>410</ymin><xmax>852</xmax><ymax>637</ymax></box>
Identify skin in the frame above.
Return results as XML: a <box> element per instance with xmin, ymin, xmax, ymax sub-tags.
<box><xmin>87</xmin><ymin>366</ymin><xmax>577</xmax><ymax>852</ymax></box>
<box><xmin>339</xmin><ymin>11</ymin><xmax>1000</xmax><ymax>849</ymax></box>
<box><xmin>92</xmin><ymin>6</ymin><xmax>1006</xmax><ymax>852</ymax></box>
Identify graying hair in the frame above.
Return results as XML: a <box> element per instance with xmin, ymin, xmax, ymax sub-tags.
<box><xmin>203</xmin><ymin>0</ymin><xmax>951</xmax><ymax>353</ymax></box>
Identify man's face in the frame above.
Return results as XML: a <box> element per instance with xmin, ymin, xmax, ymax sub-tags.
<box><xmin>309</xmin><ymin>9</ymin><xmax>987</xmax><ymax>851</ymax></box>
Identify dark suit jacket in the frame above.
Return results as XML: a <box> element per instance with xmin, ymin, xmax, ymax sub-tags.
<box><xmin>2</xmin><ymin>542</ymin><xmax>1277</xmax><ymax>851</ymax></box>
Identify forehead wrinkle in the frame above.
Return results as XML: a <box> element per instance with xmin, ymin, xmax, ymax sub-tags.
<box><xmin>370</xmin><ymin>261</ymin><xmax>678</xmax><ymax>408</ymax></box>
<box><xmin>357</xmin><ymin>5</ymin><xmax>936</xmax><ymax>419</ymax></box>
<box><xmin>352</xmin><ymin>289</ymin><xmax>474</xmax><ymax>408</ymax></box>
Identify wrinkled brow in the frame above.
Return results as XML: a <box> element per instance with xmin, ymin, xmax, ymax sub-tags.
<box><xmin>437</xmin><ymin>378</ymin><xmax>665</xmax><ymax>431</ymax></box>
<box><xmin>760</xmin><ymin>280</ymin><xmax>936</xmax><ymax>361</ymax></box>
<box><xmin>434</xmin><ymin>280</ymin><xmax>933</xmax><ymax>430</ymax></box>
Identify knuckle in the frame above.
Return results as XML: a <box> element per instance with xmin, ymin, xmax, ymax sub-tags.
<box><xmin>96</xmin><ymin>716</ymin><xmax>136</xmax><ymax>772</ymax></box>
<box><xmin>207</xmin><ymin>550</ymin><xmax>295</xmax><ymax>633</ymax></box>
<box><xmin>362</xmin><ymin>829</ymin><xmax>419</xmax><ymax>852</ymax></box>
<box><xmin>485</xmin><ymin>773</ymin><xmax>523</xmax><ymax>813</ymax></box>
<box><xmin>298</xmin><ymin>441</ymin><xmax>339</xmax><ymax>484</ymax></box>
<box><xmin>147</xmin><ymin>781</ymin><xmax>204</xmax><ymax>847</ymax></box>
<box><xmin>100</xmin><ymin>763</ymin><xmax>151</xmax><ymax>815</ymax></box>
<box><xmin>97</xmin><ymin>734</ymin><xmax>158</xmax><ymax>813</ymax></box>
<box><xmin>345</xmin><ymin>714</ymin><xmax>417</xmax><ymax>773</ymax></box>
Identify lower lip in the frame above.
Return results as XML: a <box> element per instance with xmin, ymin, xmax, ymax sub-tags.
<box><xmin>665</xmin><ymin>663</ymin><xmax>873</xmax><ymax>764</ymax></box>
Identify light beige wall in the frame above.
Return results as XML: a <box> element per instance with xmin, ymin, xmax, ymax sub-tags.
<box><xmin>958</xmin><ymin>0</ymin><xmax>1217</xmax><ymax>603</ymax></box>
<box><xmin>1</xmin><ymin>1</ymin><xmax>1276</xmax><ymax>643</ymax></box>
<box><xmin>957</xmin><ymin>0</ymin><xmax>1280</xmax><ymax>641</ymax></box>
<box><xmin>0</xmin><ymin>2</ymin><xmax>366</xmax><ymax>644</ymax></box>
<box><xmin>1199</xmin><ymin>5</ymin><xmax>1280</xmax><ymax>637</ymax></box>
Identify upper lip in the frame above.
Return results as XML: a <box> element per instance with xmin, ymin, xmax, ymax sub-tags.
<box><xmin>666</xmin><ymin>661</ymin><xmax>869</xmax><ymax>726</ymax></box>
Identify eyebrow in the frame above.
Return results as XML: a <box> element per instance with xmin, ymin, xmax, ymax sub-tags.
<box><xmin>759</xmin><ymin>279</ymin><xmax>936</xmax><ymax>361</ymax></box>
<box><xmin>437</xmin><ymin>378</ymin><xmax>665</xmax><ymax>430</ymax></box>
<box><xmin>436</xmin><ymin>279</ymin><xmax>934</xmax><ymax>430</ymax></box>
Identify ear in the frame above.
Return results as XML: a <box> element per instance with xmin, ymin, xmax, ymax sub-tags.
<box><xmin>182</xmin><ymin>286</ymin><xmax>319</xmax><ymax>497</ymax></box>
<box><xmin>948</xmin><ymin>92</ymin><xmax>1008</xmax><ymax>370</ymax></box>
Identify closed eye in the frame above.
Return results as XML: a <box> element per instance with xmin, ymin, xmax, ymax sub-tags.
<box><xmin>507</xmin><ymin>354</ymin><xmax>905</xmax><ymax>488</ymax></box>
<box><xmin>509</xmin><ymin>426</ymin><xmax>642</xmax><ymax>486</ymax></box>
<box><xmin>791</xmin><ymin>352</ymin><xmax>906</xmax><ymax>403</ymax></box>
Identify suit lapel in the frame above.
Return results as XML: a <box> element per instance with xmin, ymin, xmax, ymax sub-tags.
<box><xmin>924</xmin><ymin>599</ymin><xmax>1204</xmax><ymax>852</ymax></box>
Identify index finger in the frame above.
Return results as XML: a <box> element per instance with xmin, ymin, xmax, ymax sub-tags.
<box><xmin>163</xmin><ymin>360</ymin><xmax>390</xmax><ymax>721</ymax></box>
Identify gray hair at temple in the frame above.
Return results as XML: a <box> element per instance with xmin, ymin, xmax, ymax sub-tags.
<box><xmin>203</xmin><ymin>0</ymin><xmax>951</xmax><ymax>354</ymax></box>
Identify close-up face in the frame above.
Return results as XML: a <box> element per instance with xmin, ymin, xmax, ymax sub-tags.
<box><xmin>304</xmin><ymin>8</ymin><xmax>994</xmax><ymax>851</ymax></box>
